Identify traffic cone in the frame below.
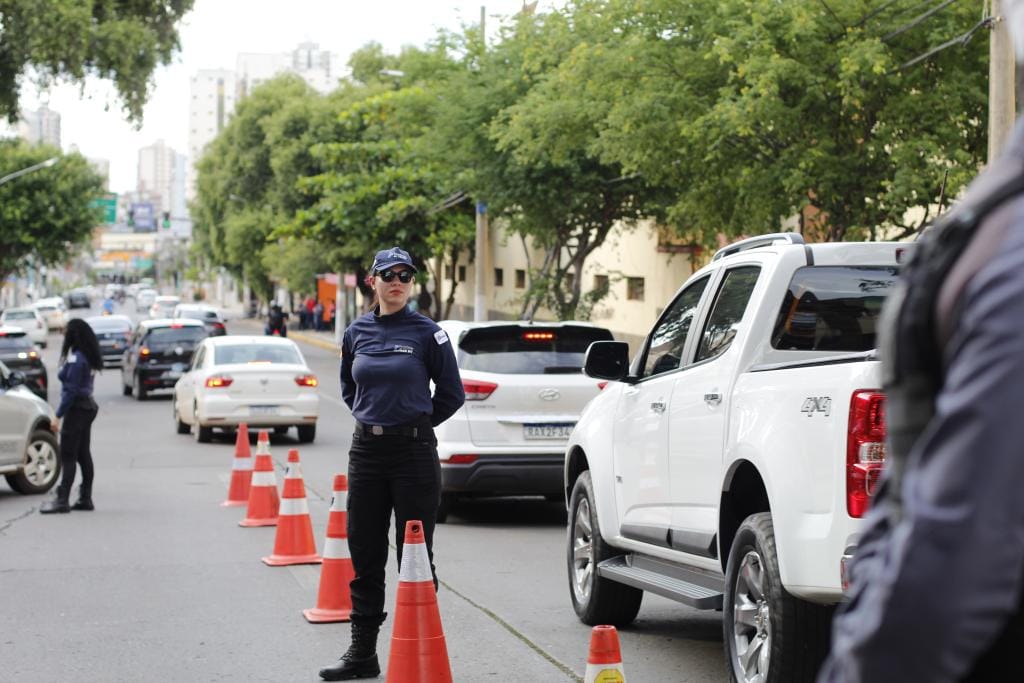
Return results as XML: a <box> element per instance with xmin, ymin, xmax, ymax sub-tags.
<box><xmin>220</xmin><ymin>422</ymin><xmax>253</xmax><ymax>507</ymax></box>
<box><xmin>239</xmin><ymin>432</ymin><xmax>279</xmax><ymax>527</ymax></box>
<box><xmin>303</xmin><ymin>474</ymin><xmax>354</xmax><ymax>622</ymax></box>
<box><xmin>584</xmin><ymin>625</ymin><xmax>626</xmax><ymax>683</ymax></box>
<box><xmin>262</xmin><ymin>449</ymin><xmax>321</xmax><ymax>565</ymax></box>
<box><xmin>386</xmin><ymin>520</ymin><xmax>451</xmax><ymax>683</ymax></box>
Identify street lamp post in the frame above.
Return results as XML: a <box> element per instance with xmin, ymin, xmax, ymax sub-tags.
<box><xmin>0</xmin><ymin>157</ymin><xmax>58</xmax><ymax>187</ymax></box>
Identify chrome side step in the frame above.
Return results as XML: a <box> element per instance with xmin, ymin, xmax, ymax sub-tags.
<box><xmin>598</xmin><ymin>554</ymin><xmax>724</xmax><ymax>610</ymax></box>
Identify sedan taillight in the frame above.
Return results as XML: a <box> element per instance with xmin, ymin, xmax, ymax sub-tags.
<box><xmin>295</xmin><ymin>374</ymin><xmax>318</xmax><ymax>387</ymax></box>
<box><xmin>206</xmin><ymin>375</ymin><xmax>233</xmax><ymax>388</ymax></box>
<box><xmin>463</xmin><ymin>379</ymin><xmax>498</xmax><ymax>401</ymax></box>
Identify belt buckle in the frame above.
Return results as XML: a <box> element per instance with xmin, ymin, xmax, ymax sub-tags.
<box><xmin>371</xmin><ymin>425</ymin><xmax>384</xmax><ymax>436</ymax></box>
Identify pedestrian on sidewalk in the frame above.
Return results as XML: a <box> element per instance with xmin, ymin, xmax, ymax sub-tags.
<box><xmin>318</xmin><ymin>246</ymin><xmax>465</xmax><ymax>681</ymax></box>
<box><xmin>313</xmin><ymin>300</ymin><xmax>324</xmax><ymax>331</ymax></box>
<box><xmin>41</xmin><ymin>319</ymin><xmax>101</xmax><ymax>514</ymax></box>
<box><xmin>304</xmin><ymin>295</ymin><xmax>316</xmax><ymax>330</ymax></box>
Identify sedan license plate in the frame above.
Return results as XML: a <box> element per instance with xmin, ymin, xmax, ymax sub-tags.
<box><xmin>251</xmin><ymin>405</ymin><xmax>279</xmax><ymax>415</ymax></box>
<box><xmin>166</xmin><ymin>363</ymin><xmax>185</xmax><ymax>379</ymax></box>
<box><xmin>523</xmin><ymin>423</ymin><xmax>574</xmax><ymax>440</ymax></box>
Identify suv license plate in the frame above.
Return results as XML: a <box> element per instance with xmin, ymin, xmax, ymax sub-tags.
<box><xmin>523</xmin><ymin>423</ymin><xmax>574</xmax><ymax>440</ymax></box>
<box><xmin>251</xmin><ymin>405</ymin><xmax>279</xmax><ymax>415</ymax></box>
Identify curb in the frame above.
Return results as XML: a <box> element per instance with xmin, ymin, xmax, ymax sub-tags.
<box><xmin>229</xmin><ymin>318</ymin><xmax>340</xmax><ymax>353</ymax></box>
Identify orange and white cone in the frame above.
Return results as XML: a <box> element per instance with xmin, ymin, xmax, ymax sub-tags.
<box><xmin>239</xmin><ymin>433</ymin><xmax>279</xmax><ymax>527</ymax></box>
<box><xmin>220</xmin><ymin>422</ymin><xmax>253</xmax><ymax>507</ymax></box>
<box><xmin>262</xmin><ymin>449</ymin><xmax>321</xmax><ymax>565</ymax></box>
<box><xmin>386</xmin><ymin>519</ymin><xmax>451</xmax><ymax>683</ymax></box>
<box><xmin>303</xmin><ymin>474</ymin><xmax>354</xmax><ymax>622</ymax></box>
<box><xmin>584</xmin><ymin>625</ymin><xmax>626</xmax><ymax>683</ymax></box>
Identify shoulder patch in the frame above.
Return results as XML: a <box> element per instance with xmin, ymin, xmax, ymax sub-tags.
<box><xmin>67</xmin><ymin>352</ymin><xmax>77</xmax><ymax>363</ymax></box>
<box><xmin>434</xmin><ymin>329</ymin><xmax>449</xmax><ymax>345</ymax></box>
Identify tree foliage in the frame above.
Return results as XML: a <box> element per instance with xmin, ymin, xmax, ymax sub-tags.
<box><xmin>0</xmin><ymin>0</ymin><xmax>194</xmax><ymax>123</ymax></box>
<box><xmin>0</xmin><ymin>139</ymin><xmax>104</xmax><ymax>279</ymax></box>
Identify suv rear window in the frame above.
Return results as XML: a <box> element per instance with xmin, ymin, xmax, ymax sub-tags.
<box><xmin>457</xmin><ymin>326</ymin><xmax>614</xmax><ymax>374</ymax></box>
<box><xmin>0</xmin><ymin>334</ymin><xmax>32</xmax><ymax>350</ymax></box>
<box><xmin>771</xmin><ymin>266</ymin><xmax>898</xmax><ymax>352</ymax></box>
<box><xmin>145</xmin><ymin>327</ymin><xmax>207</xmax><ymax>345</ymax></box>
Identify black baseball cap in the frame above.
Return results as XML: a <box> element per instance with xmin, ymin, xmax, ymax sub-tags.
<box><xmin>371</xmin><ymin>247</ymin><xmax>417</xmax><ymax>273</ymax></box>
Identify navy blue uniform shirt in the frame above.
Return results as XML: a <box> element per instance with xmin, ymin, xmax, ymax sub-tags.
<box><xmin>340</xmin><ymin>305</ymin><xmax>464</xmax><ymax>427</ymax></box>
<box><xmin>56</xmin><ymin>348</ymin><xmax>94</xmax><ymax>418</ymax></box>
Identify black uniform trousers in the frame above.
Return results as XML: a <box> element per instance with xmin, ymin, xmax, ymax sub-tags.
<box><xmin>346</xmin><ymin>427</ymin><xmax>440</xmax><ymax>624</ymax></box>
<box><xmin>57</xmin><ymin>399</ymin><xmax>98</xmax><ymax>502</ymax></box>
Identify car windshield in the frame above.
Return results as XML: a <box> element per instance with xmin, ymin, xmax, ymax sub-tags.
<box><xmin>145</xmin><ymin>327</ymin><xmax>207</xmax><ymax>345</ymax></box>
<box><xmin>0</xmin><ymin>334</ymin><xmax>32</xmax><ymax>351</ymax></box>
<box><xmin>456</xmin><ymin>326</ymin><xmax>614</xmax><ymax>374</ymax></box>
<box><xmin>35</xmin><ymin>306</ymin><xmax>56</xmax><ymax>312</ymax></box>
<box><xmin>88</xmin><ymin>318</ymin><xmax>131</xmax><ymax>332</ymax></box>
<box><xmin>771</xmin><ymin>266</ymin><xmax>899</xmax><ymax>352</ymax></box>
<box><xmin>214</xmin><ymin>344</ymin><xmax>301</xmax><ymax>365</ymax></box>
<box><xmin>178</xmin><ymin>309</ymin><xmax>218</xmax><ymax>320</ymax></box>
<box><xmin>3</xmin><ymin>311</ymin><xmax>35</xmax><ymax>320</ymax></box>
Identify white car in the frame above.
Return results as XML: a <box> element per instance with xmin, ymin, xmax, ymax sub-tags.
<box><xmin>172</xmin><ymin>335</ymin><xmax>320</xmax><ymax>444</ymax></box>
<box><xmin>149</xmin><ymin>295</ymin><xmax>181</xmax><ymax>319</ymax></box>
<box><xmin>32</xmin><ymin>297</ymin><xmax>68</xmax><ymax>332</ymax></box>
<box><xmin>0</xmin><ymin>360</ymin><xmax>60</xmax><ymax>494</ymax></box>
<box><xmin>0</xmin><ymin>307</ymin><xmax>48</xmax><ymax>347</ymax></box>
<box><xmin>432</xmin><ymin>320</ymin><xmax>614</xmax><ymax>521</ymax></box>
<box><xmin>135</xmin><ymin>288</ymin><xmax>158</xmax><ymax>312</ymax></box>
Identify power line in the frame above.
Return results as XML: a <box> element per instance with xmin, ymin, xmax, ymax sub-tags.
<box><xmin>884</xmin><ymin>0</ymin><xmax>962</xmax><ymax>41</ymax></box>
<box><xmin>896</xmin><ymin>15</ymin><xmax>994</xmax><ymax>70</ymax></box>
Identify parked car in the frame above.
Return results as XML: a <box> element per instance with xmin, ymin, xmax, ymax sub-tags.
<box><xmin>149</xmin><ymin>295</ymin><xmax>181</xmax><ymax>319</ymax></box>
<box><xmin>0</xmin><ymin>327</ymin><xmax>48</xmax><ymax>400</ymax></box>
<box><xmin>432</xmin><ymin>320</ymin><xmax>614</xmax><ymax>522</ymax></box>
<box><xmin>0</xmin><ymin>307</ymin><xmax>48</xmax><ymax>347</ymax></box>
<box><xmin>84</xmin><ymin>315</ymin><xmax>133</xmax><ymax>367</ymax></box>
<box><xmin>135</xmin><ymin>288</ymin><xmax>158</xmax><ymax>312</ymax></box>
<box><xmin>32</xmin><ymin>297</ymin><xmax>68</xmax><ymax>332</ymax></box>
<box><xmin>121</xmin><ymin>319</ymin><xmax>208</xmax><ymax>400</ymax></box>
<box><xmin>173</xmin><ymin>303</ymin><xmax>227</xmax><ymax>336</ymax></box>
<box><xmin>64</xmin><ymin>288</ymin><xmax>91</xmax><ymax>309</ymax></box>
<box><xmin>172</xmin><ymin>335</ymin><xmax>319</xmax><ymax>443</ymax></box>
<box><xmin>563</xmin><ymin>233</ymin><xmax>902</xmax><ymax>683</ymax></box>
<box><xmin>0</xmin><ymin>361</ymin><xmax>60</xmax><ymax>494</ymax></box>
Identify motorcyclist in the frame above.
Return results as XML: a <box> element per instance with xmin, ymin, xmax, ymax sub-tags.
<box><xmin>265</xmin><ymin>303</ymin><xmax>287</xmax><ymax>337</ymax></box>
<box><xmin>101</xmin><ymin>297</ymin><xmax>115</xmax><ymax>315</ymax></box>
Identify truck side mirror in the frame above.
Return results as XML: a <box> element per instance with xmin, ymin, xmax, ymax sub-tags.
<box><xmin>584</xmin><ymin>341</ymin><xmax>631</xmax><ymax>382</ymax></box>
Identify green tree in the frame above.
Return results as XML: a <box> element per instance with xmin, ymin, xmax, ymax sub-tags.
<box><xmin>0</xmin><ymin>0</ymin><xmax>195</xmax><ymax>123</ymax></box>
<box><xmin>0</xmin><ymin>140</ymin><xmax>104</xmax><ymax>279</ymax></box>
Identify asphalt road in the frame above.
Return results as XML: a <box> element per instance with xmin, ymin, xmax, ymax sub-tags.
<box><xmin>0</xmin><ymin>299</ymin><xmax>727</xmax><ymax>682</ymax></box>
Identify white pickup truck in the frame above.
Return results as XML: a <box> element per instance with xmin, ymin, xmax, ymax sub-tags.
<box><xmin>564</xmin><ymin>233</ymin><xmax>902</xmax><ymax>683</ymax></box>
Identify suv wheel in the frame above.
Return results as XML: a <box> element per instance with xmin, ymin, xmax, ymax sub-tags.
<box><xmin>723</xmin><ymin>512</ymin><xmax>833</xmax><ymax>683</ymax></box>
<box><xmin>5</xmin><ymin>429</ymin><xmax>61</xmax><ymax>494</ymax></box>
<box><xmin>567</xmin><ymin>470</ymin><xmax>643</xmax><ymax>626</ymax></box>
<box><xmin>173</xmin><ymin>397</ymin><xmax>189</xmax><ymax>435</ymax></box>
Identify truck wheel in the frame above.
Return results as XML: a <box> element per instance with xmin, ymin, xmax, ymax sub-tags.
<box><xmin>567</xmin><ymin>470</ymin><xmax>642</xmax><ymax>626</ymax></box>
<box><xmin>723</xmin><ymin>512</ymin><xmax>833</xmax><ymax>683</ymax></box>
<box><xmin>5</xmin><ymin>429</ymin><xmax>61</xmax><ymax>494</ymax></box>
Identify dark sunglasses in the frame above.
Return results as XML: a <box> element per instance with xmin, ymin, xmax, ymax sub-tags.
<box><xmin>377</xmin><ymin>269</ymin><xmax>415</xmax><ymax>283</ymax></box>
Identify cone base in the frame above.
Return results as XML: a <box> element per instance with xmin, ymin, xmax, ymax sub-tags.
<box><xmin>262</xmin><ymin>553</ymin><xmax>322</xmax><ymax>566</ymax></box>
<box><xmin>386</xmin><ymin>636</ymin><xmax>452</xmax><ymax>683</ymax></box>
<box><xmin>303</xmin><ymin>607</ymin><xmax>352</xmax><ymax>623</ymax></box>
<box><xmin>220</xmin><ymin>499</ymin><xmax>247</xmax><ymax>507</ymax></box>
<box><xmin>239</xmin><ymin>518</ymin><xmax>278</xmax><ymax>527</ymax></box>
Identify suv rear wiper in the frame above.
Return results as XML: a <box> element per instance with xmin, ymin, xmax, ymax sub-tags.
<box><xmin>544</xmin><ymin>366</ymin><xmax>583</xmax><ymax>374</ymax></box>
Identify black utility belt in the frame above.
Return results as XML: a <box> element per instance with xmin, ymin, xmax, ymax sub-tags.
<box><xmin>355</xmin><ymin>420</ymin><xmax>432</xmax><ymax>438</ymax></box>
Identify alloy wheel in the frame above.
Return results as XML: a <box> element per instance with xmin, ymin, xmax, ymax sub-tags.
<box><xmin>24</xmin><ymin>437</ymin><xmax>58</xmax><ymax>486</ymax></box>
<box><xmin>571</xmin><ymin>497</ymin><xmax>595</xmax><ymax>605</ymax></box>
<box><xmin>732</xmin><ymin>550</ymin><xmax>771</xmax><ymax>683</ymax></box>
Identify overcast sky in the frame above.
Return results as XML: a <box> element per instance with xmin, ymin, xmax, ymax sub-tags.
<box><xmin>17</xmin><ymin>0</ymin><xmax>539</xmax><ymax>193</ymax></box>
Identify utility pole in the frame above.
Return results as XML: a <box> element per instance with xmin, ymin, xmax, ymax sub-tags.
<box><xmin>474</xmin><ymin>5</ymin><xmax>489</xmax><ymax>322</ymax></box>
<box><xmin>990</xmin><ymin>0</ymin><xmax>1016</xmax><ymax>163</ymax></box>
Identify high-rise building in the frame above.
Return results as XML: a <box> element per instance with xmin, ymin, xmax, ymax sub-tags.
<box><xmin>87</xmin><ymin>157</ymin><xmax>111</xmax><ymax>191</ymax></box>
<box><xmin>187</xmin><ymin>68</ymin><xmax>236</xmax><ymax>200</ymax></box>
<box><xmin>18</xmin><ymin>105</ymin><xmax>61</xmax><ymax>147</ymax></box>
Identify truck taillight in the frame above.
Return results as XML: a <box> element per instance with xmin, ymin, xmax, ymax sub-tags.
<box><xmin>463</xmin><ymin>379</ymin><xmax>497</xmax><ymax>401</ymax></box>
<box><xmin>847</xmin><ymin>390</ymin><xmax>886</xmax><ymax>518</ymax></box>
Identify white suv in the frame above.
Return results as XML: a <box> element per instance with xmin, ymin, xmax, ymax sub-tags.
<box><xmin>434</xmin><ymin>320</ymin><xmax>614</xmax><ymax>521</ymax></box>
<box><xmin>0</xmin><ymin>361</ymin><xmax>60</xmax><ymax>494</ymax></box>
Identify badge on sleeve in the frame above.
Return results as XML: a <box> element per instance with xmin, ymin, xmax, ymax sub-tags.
<box><xmin>67</xmin><ymin>352</ymin><xmax>77</xmax><ymax>362</ymax></box>
<box><xmin>434</xmin><ymin>329</ymin><xmax>449</xmax><ymax>346</ymax></box>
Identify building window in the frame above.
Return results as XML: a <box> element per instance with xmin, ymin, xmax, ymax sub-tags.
<box><xmin>444</xmin><ymin>264</ymin><xmax>453</xmax><ymax>280</ymax></box>
<box><xmin>458</xmin><ymin>265</ymin><xmax>467</xmax><ymax>282</ymax></box>
<box><xmin>594</xmin><ymin>274</ymin><xmax>609</xmax><ymax>295</ymax></box>
<box><xmin>515</xmin><ymin>269</ymin><xmax>526</xmax><ymax>289</ymax></box>
<box><xmin>627</xmin><ymin>277</ymin><xmax>645</xmax><ymax>301</ymax></box>
<box><xmin>565</xmin><ymin>272</ymin><xmax>575</xmax><ymax>291</ymax></box>
<box><xmin>494</xmin><ymin>268</ymin><xmax>504</xmax><ymax>287</ymax></box>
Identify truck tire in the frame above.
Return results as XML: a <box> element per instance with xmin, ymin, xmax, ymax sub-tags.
<box><xmin>5</xmin><ymin>429</ymin><xmax>61</xmax><ymax>495</ymax></box>
<box><xmin>567</xmin><ymin>470</ymin><xmax>643</xmax><ymax>626</ymax></box>
<box><xmin>723</xmin><ymin>512</ymin><xmax>833</xmax><ymax>683</ymax></box>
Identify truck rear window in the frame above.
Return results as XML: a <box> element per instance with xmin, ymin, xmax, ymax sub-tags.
<box><xmin>457</xmin><ymin>326</ymin><xmax>614</xmax><ymax>374</ymax></box>
<box><xmin>772</xmin><ymin>266</ymin><xmax>898</xmax><ymax>352</ymax></box>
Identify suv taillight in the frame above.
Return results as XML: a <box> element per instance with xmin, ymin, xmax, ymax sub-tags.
<box><xmin>463</xmin><ymin>379</ymin><xmax>498</xmax><ymax>401</ymax></box>
<box><xmin>847</xmin><ymin>390</ymin><xmax>886</xmax><ymax>518</ymax></box>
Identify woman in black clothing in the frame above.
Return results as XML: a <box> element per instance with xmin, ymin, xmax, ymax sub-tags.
<box><xmin>41</xmin><ymin>319</ymin><xmax>102</xmax><ymax>514</ymax></box>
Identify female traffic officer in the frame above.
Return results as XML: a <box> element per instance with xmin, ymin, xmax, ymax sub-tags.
<box><xmin>319</xmin><ymin>247</ymin><xmax>464</xmax><ymax>681</ymax></box>
<box><xmin>41</xmin><ymin>318</ymin><xmax>102</xmax><ymax>514</ymax></box>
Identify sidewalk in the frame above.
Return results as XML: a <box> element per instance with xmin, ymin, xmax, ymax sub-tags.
<box><xmin>225</xmin><ymin>307</ymin><xmax>341</xmax><ymax>353</ymax></box>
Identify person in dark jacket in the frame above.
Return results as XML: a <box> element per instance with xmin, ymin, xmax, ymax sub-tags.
<box><xmin>318</xmin><ymin>246</ymin><xmax>465</xmax><ymax>681</ymax></box>
<box><xmin>41</xmin><ymin>318</ymin><xmax>102</xmax><ymax>514</ymax></box>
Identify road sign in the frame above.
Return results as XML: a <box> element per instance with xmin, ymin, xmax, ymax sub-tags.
<box><xmin>90</xmin><ymin>193</ymin><xmax>118</xmax><ymax>224</ymax></box>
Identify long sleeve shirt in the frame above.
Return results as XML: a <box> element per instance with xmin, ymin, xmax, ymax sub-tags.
<box><xmin>339</xmin><ymin>305</ymin><xmax>464</xmax><ymax>428</ymax></box>
<box><xmin>56</xmin><ymin>349</ymin><xmax>94</xmax><ymax>418</ymax></box>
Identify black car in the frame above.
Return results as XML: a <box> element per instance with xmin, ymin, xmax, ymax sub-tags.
<box><xmin>64</xmin><ymin>288</ymin><xmax>91</xmax><ymax>309</ymax></box>
<box><xmin>173</xmin><ymin>304</ymin><xmax>227</xmax><ymax>337</ymax></box>
<box><xmin>121</xmin><ymin>319</ymin><xmax>208</xmax><ymax>400</ymax></box>
<box><xmin>85</xmin><ymin>315</ymin><xmax>133</xmax><ymax>367</ymax></box>
<box><xmin>0</xmin><ymin>327</ymin><xmax>47</xmax><ymax>400</ymax></box>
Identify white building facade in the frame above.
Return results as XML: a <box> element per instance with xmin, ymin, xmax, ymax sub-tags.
<box><xmin>18</xmin><ymin>105</ymin><xmax>61</xmax><ymax>147</ymax></box>
<box><xmin>187</xmin><ymin>68</ymin><xmax>236</xmax><ymax>200</ymax></box>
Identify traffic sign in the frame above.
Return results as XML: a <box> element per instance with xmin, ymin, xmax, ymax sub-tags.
<box><xmin>90</xmin><ymin>193</ymin><xmax>118</xmax><ymax>224</ymax></box>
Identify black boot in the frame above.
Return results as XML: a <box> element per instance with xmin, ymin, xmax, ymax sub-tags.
<box><xmin>72</xmin><ymin>486</ymin><xmax>94</xmax><ymax>511</ymax></box>
<box><xmin>40</xmin><ymin>496</ymin><xmax>70</xmax><ymax>514</ymax></box>
<box><xmin>319</xmin><ymin>619</ymin><xmax>383</xmax><ymax>681</ymax></box>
